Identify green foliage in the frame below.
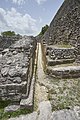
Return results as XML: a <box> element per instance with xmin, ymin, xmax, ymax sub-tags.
<box><xmin>0</xmin><ymin>108</ymin><xmax>32</xmax><ymax>120</ymax></box>
<box><xmin>1</xmin><ymin>31</ymin><xmax>15</xmax><ymax>37</ymax></box>
<box><xmin>0</xmin><ymin>100</ymin><xmax>11</xmax><ymax>109</ymax></box>
<box><xmin>0</xmin><ymin>100</ymin><xmax>32</xmax><ymax>120</ymax></box>
<box><xmin>39</xmin><ymin>24</ymin><xmax>49</xmax><ymax>36</ymax></box>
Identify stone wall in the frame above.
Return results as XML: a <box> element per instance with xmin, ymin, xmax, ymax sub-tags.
<box><xmin>0</xmin><ymin>36</ymin><xmax>21</xmax><ymax>50</ymax></box>
<box><xmin>46</xmin><ymin>46</ymin><xmax>75</xmax><ymax>60</ymax></box>
<box><xmin>0</xmin><ymin>36</ymin><xmax>37</xmax><ymax>101</ymax></box>
<box><xmin>42</xmin><ymin>0</ymin><xmax>80</xmax><ymax>46</ymax></box>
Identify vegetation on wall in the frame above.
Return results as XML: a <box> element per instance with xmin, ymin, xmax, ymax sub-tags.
<box><xmin>38</xmin><ymin>24</ymin><xmax>49</xmax><ymax>36</ymax></box>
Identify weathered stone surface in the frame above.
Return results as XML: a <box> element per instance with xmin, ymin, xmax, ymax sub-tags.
<box><xmin>50</xmin><ymin>109</ymin><xmax>78</xmax><ymax>120</ymax></box>
<box><xmin>8</xmin><ymin>102</ymin><xmax>80</xmax><ymax>120</ymax></box>
<box><xmin>42</xmin><ymin>0</ymin><xmax>80</xmax><ymax>46</ymax></box>
<box><xmin>9</xmin><ymin>112</ymin><xmax>38</xmax><ymax>120</ymax></box>
<box><xmin>20</xmin><ymin>77</ymin><xmax>35</xmax><ymax>110</ymax></box>
<box><xmin>73</xmin><ymin>106</ymin><xmax>80</xmax><ymax>119</ymax></box>
<box><xmin>46</xmin><ymin>46</ymin><xmax>75</xmax><ymax>60</ymax></box>
<box><xmin>47</xmin><ymin>66</ymin><xmax>80</xmax><ymax>78</ymax></box>
<box><xmin>47</xmin><ymin>56</ymin><xmax>75</xmax><ymax>66</ymax></box>
<box><xmin>4</xmin><ymin>105</ymin><xmax>20</xmax><ymax>113</ymax></box>
<box><xmin>0</xmin><ymin>36</ymin><xmax>21</xmax><ymax>49</ymax></box>
<box><xmin>37</xmin><ymin>101</ymin><xmax>52</xmax><ymax>120</ymax></box>
<box><xmin>0</xmin><ymin>36</ymin><xmax>37</xmax><ymax>101</ymax></box>
<box><xmin>1</xmin><ymin>67</ymin><xmax>9</xmax><ymax>76</ymax></box>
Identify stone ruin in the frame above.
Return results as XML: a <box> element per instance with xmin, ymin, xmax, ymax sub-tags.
<box><xmin>40</xmin><ymin>0</ymin><xmax>80</xmax><ymax>119</ymax></box>
<box><xmin>0</xmin><ymin>35</ymin><xmax>36</xmax><ymax>109</ymax></box>
<box><xmin>42</xmin><ymin>0</ymin><xmax>80</xmax><ymax>46</ymax></box>
<box><xmin>41</xmin><ymin>0</ymin><xmax>80</xmax><ymax>79</ymax></box>
<box><xmin>0</xmin><ymin>0</ymin><xmax>80</xmax><ymax>119</ymax></box>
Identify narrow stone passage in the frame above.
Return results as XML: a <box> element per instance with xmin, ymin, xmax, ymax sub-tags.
<box><xmin>34</xmin><ymin>43</ymin><xmax>48</xmax><ymax>108</ymax></box>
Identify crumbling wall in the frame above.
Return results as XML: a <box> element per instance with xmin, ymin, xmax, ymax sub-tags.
<box><xmin>0</xmin><ymin>36</ymin><xmax>36</xmax><ymax>101</ymax></box>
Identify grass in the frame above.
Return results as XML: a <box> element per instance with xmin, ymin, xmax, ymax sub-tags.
<box><xmin>0</xmin><ymin>108</ymin><xmax>32</xmax><ymax>120</ymax></box>
<box><xmin>47</xmin><ymin>77</ymin><xmax>80</xmax><ymax>111</ymax></box>
<box><xmin>0</xmin><ymin>100</ymin><xmax>32</xmax><ymax>120</ymax></box>
<box><xmin>56</xmin><ymin>44</ymin><xmax>72</xmax><ymax>48</ymax></box>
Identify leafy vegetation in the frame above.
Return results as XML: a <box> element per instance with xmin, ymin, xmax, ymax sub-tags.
<box><xmin>38</xmin><ymin>24</ymin><xmax>49</xmax><ymax>36</ymax></box>
<box><xmin>0</xmin><ymin>100</ymin><xmax>32</xmax><ymax>120</ymax></box>
<box><xmin>1</xmin><ymin>31</ymin><xmax>15</xmax><ymax>37</ymax></box>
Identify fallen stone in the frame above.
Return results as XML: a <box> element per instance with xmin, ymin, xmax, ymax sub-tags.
<box><xmin>4</xmin><ymin>105</ymin><xmax>20</xmax><ymax>113</ymax></box>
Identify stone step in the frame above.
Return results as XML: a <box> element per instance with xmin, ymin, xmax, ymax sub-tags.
<box><xmin>46</xmin><ymin>56</ymin><xmax>75</xmax><ymax>66</ymax></box>
<box><xmin>46</xmin><ymin>46</ymin><xmax>75</xmax><ymax>60</ymax></box>
<box><xmin>47</xmin><ymin>66</ymin><xmax>80</xmax><ymax>78</ymax></box>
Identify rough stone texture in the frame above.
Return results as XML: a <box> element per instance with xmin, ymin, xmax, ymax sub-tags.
<box><xmin>9</xmin><ymin>112</ymin><xmax>38</xmax><ymax>120</ymax></box>
<box><xmin>37</xmin><ymin>101</ymin><xmax>52</xmax><ymax>120</ymax></box>
<box><xmin>9</xmin><ymin>101</ymin><xmax>80</xmax><ymax>120</ymax></box>
<box><xmin>47</xmin><ymin>46</ymin><xmax>75</xmax><ymax>60</ymax></box>
<box><xmin>50</xmin><ymin>109</ymin><xmax>78</xmax><ymax>120</ymax></box>
<box><xmin>0</xmin><ymin>36</ymin><xmax>21</xmax><ymax>50</ymax></box>
<box><xmin>20</xmin><ymin>77</ymin><xmax>35</xmax><ymax>111</ymax></box>
<box><xmin>42</xmin><ymin>0</ymin><xmax>80</xmax><ymax>46</ymax></box>
<box><xmin>47</xmin><ymin>56</ymin><xmax>75</xmax><ymax>66</ymax></box>
<box><xmin>0</xmin><ymin>36</ymin><xmax>36</xmax><ymax>101</ymax></box>
<box><xmin>47</xmin><ymin>66</ymin><xmax>80</xmax><ymax>78</ymax></box>
<box><xmin>41</xmin><ymin>0</ymin><xmax>80</xmax><ymax>80</ymax></box>
<box><xmin>4</xmin><ymin>105</ymin><xmax>20</xmax><ymax>113</ymax></box>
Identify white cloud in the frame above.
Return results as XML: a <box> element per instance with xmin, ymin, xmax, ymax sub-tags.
<box><xmin>10</xmin><ymin>0</ymin><xmax>25</xmax><ymax>5</ymax></box>
<box><xmin>0</xmin><ymin>7</ymin><xmax>37</xmax><ymax>35</ymax></box>
<box><xmin>39</xmin><ymin>17</ymin><xmax>42</xmax><ymax>23</ymax></box>
<box><xmin>7</xmin><ymin>0</ymin><xmax>47</xmax><ymax>5</ymax></box>
<box><xmin>35</xmin><ymin>0</ymin><xmax>47</xmax><ymax>5</ymax></box>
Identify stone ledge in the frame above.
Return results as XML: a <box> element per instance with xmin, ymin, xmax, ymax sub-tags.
<box><xmin>46</xmin><ymin>56</ymin><xmax>75</xmax><ymax>66</ymax></box>
<box><xmin>47</xmin><ymin>66</ymin><xmax>80</xmax><ymax>78</ymax></box>
<box><xmin>0</xmin><ymin>81</ymin><xmax>27</xmax><ymax>88</ymax></box>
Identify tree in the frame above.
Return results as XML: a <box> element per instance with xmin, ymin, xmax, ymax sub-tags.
<box><xmin>1</xmin><ymin>31</ymin><xmax>15</xmax><ymax>37</ymax></box>
<box><xmin>38</xmin><ymin>24</ymin><xmax>49</xmax><ymax>36</ymax></box>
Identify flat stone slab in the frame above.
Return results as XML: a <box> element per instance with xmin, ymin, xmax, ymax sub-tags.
<box><xmin>38</xmin><ymin>101</ymin><xmax>52</xmax><ymax>120</ymax></box>
<box><xmin>50</xmin><ymin>109</ymin><xmax>78</xmax><ymax>120</ymax></box>
<box><xmin>52</xmin><ymin>66</ymin><xmax>80</xmax><ymax>71</ymax></box>
<box><xmin>47</xmin><ymin>66</ymin><xmax>80</xmax><ymax>78</ymax></box>
<box><xmin>4</xmin><ymin>105</ymin><xmax>20</xmax><ymax>113</ymax></box>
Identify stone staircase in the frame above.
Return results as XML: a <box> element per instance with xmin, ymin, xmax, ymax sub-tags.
<box><xmin>46</xmin><ymin>45</ymin><xmax>80</xmax><ymax>78</ymax></box>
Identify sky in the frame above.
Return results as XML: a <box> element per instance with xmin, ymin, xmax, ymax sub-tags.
<box><xmin>0</xmin><ymin>0</ymin><xmax>64</xmax><ymax>36</ymax></box>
